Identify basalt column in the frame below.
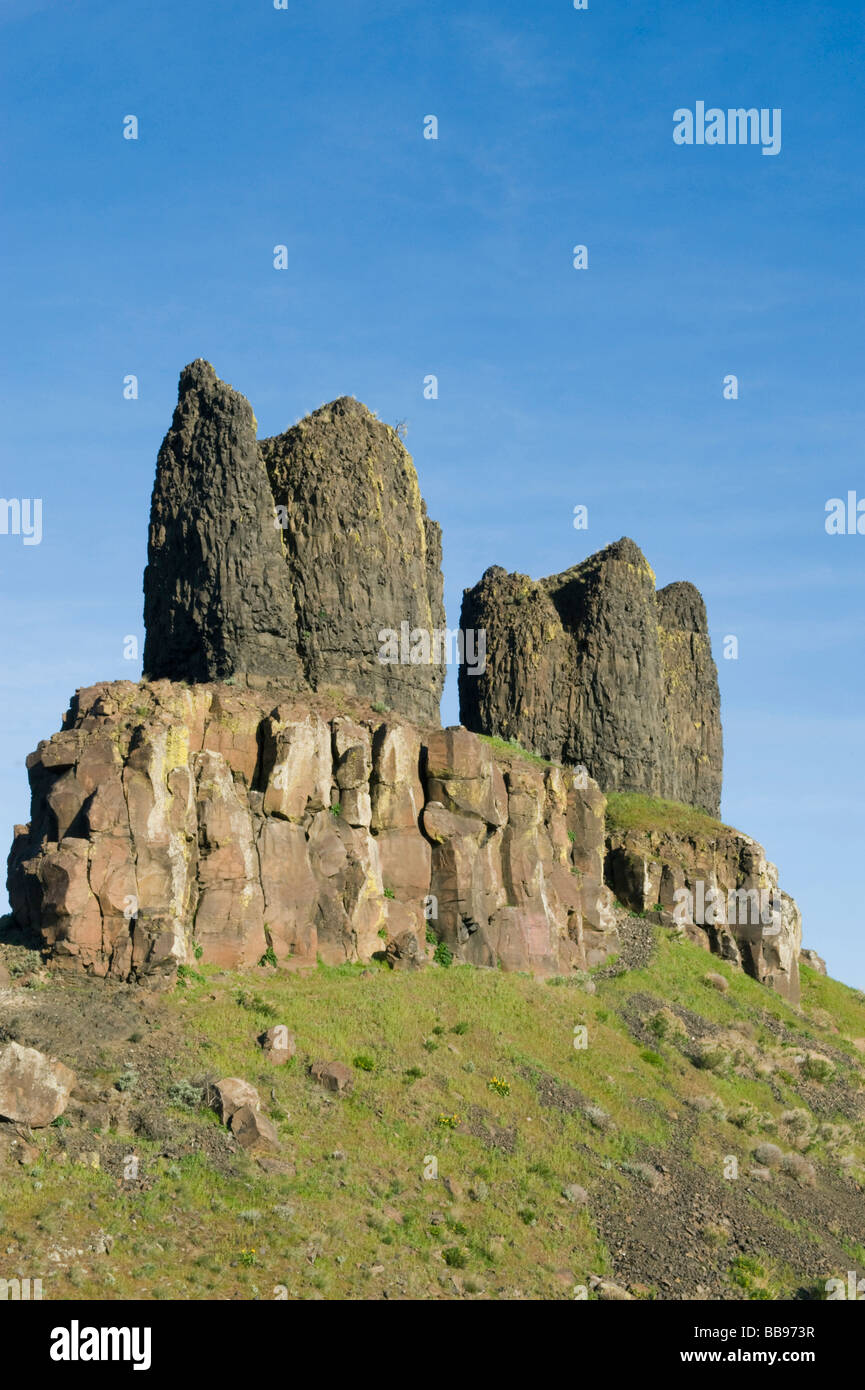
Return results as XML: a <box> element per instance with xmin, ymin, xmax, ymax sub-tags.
<box><xmin>143</xmin><ymin>364</ymin><xmax>446</xmax><ymax>722</ymax></box>
<box><xmin>143</xmin><ymin>360</ymin><xmax>303</xmax><ymax>685</ymax></box>
<box><xmin>459</xmin><ymin>537</ymin><xmax>722</xmax><ymax>815</ymax></box>
<box><xmin>260</xmin><ymin>397</ymin><xmax>445</xmax><ymax>723</ymax></box>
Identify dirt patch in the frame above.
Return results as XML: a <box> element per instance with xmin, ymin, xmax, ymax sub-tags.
<box><xmin>521</xmin><ymin>1065</ymin><xmax>588</xmax><ymax>1117</ymax></box>
<box><xmin>0</xmin><ymin>970</ymin><xmax>246</xmax><ymax>1181</ymax></box>
<box><xmin>594</xmin><ymin>1124</ymin><xmax>864</xmax><ymax>1300</ymax></box>
<box><xmin>460</xmin><ymin>1104</ymin><xmax>517</xmax><ymax>1154</ymax></box>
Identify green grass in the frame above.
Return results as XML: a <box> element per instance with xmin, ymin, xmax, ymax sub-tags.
<box><xmin>1</xmin><ymin>928</ymin><xmax>863</xmax><ymax>1302</ymax></box>
<box><xmin>605</xmin><ymin>790</ymin><xmax>732</xmax><ymax>840</ymax></box>
<box><xmin>728</xmin><ymin>1254</ymin><xmax>776</xmax><ymax>1299</ymax></box>
<box><xmin>799</xmin><ymin>965</ymin><xmax>865</xmax><ymax>1044</ymax></box>
<box><xmin>478</xmin><ymin>734</ymin><xmax>555</xmax><ymax>767</ymax></box>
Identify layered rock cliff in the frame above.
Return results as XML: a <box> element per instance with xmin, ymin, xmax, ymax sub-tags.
<box><xmin>458</xmin><ymin>538</ymin><xmax>723</xmax><ymax>816</ymax></box>
<box><xmin>144</xmin><ymin>363</ymin><xmax>444</xmax><ymax>722</ymax></box>
<box><xmin>6</xmin><ymin>682</ymin><xmax>618</xmax><ymax>985</ymax></box>
<box><xmin>6</xmin><ymin>680</ymin><xmax>798</xmax><ymax>1000</ymax></box>
<box><xmin>605</xmin><ymin>822</ymin><xmax>801</xmax><ymax>1003</ymax></box>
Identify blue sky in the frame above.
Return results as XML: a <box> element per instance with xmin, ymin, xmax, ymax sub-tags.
<box><xmin>1</xmin><ymin>0</ymin><xmax>863</xmax><ymax>986</ymax></box>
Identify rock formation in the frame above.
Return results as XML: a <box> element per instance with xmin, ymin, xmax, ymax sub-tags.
<box><xmin>0</xmin><ymin>1042</ymin><xmax>77</xmax><ymax>1127</ymax></box>
<box><xmin>6</xmin><ymin>679</ymin><xmax>799</xmax><ymax>999</ymax></box>
<box><xmin>260</xmin><ymin>397</ymin><xmax>445</xmax><ymax>723</ymax></box>
<box><xmin>143</xmin><ymin>360</ymin><xmax>304</xmax><ymax>687</ymax></box>
<box><xmin>144</xmin><ymin>362</ymin><xmax>444</xmax><ymax>722</ymax></box>
<box><xmin>801</xmin><ymin>948</ymin><xmax>827</xmax><ymax>976</ymax></box>
<box><xmin>605</xmin><ymin>823</ymin><xmax>801</xmax><ymax>1003</ymax></box>
<box><xmin>458</xmin><ymin>537</ymin><xmax>723</xmax><ymax>816</ymax></box>
<box><xmin>3</xmin><ymin>362</ymin><xmax>805</xmax><ymax>1003</ymax></box>
<box><xmin>7</xmin><ymin>681</ymin><xmax>618</xmax><ymax>984</ymax></box>
<box><xmin>656</xmin><ymin>580</ymin><xmax>723</xmax><ymax>814</ymax></box>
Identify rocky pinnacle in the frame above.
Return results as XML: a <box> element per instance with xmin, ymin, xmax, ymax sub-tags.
<box><xmin>143</xmin><ymin>359</ymin><xmax>303</xmax><ymax>685</ymax></box>
<box><xmin>143</xmin><ymin>363</ymin><xmax>445</xmax><ymax>722</ymax></box>
<box><xmin>458</xmin><ymin>537</ymin><xmax>723</xmax><ymax>815</ymax></box>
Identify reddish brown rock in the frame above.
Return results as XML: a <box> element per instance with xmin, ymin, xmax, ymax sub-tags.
<box><xmin>385</xmin><ymin>929</ymin><xmax>425</xmax><ymax>971</ymax></box>
<box><xmin>605</xmin><ymin>822</ymin><xmax>801</xmax><ymax>1002</ymax></box>
<box><xmin>5</xmin><ymin>680</ymin><xmax>800</xmax><ymax>998</ymax></box>
<box><xmin>371</xmin><ymin>724</ymin><xmax>424</xmax><ymax>831</ymax></box>
<box><xmin>0</xmin><ymin>1042</ymin><xmax>77</xmax><ymax>1127</ymax></box>
<box><xmin>209</xmin><ymin>1077</ymin><xmax>260</xmax><ymax>1125</ymax></box>
<box><xmin>310</xmin><ymin>1061</ymin><xmax>354</xmax><ymax>1095</ymax></box>
<box><xmin>231</xmin><ymin>1106</ymin><xmax>281</xmax><ymax>1152</ymax></box>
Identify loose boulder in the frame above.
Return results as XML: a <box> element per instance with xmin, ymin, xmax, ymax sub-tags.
<box><xmin>258</xmin><ymin>1026</ymin><xmax>296</xmax><ymax>1064</ymax></box>
<box><xmin>385</xmin><ymin>929</ymin><xmax>425</xmax><ymax>971</ymax></box>
<box><xmin>310</xmin><ymin>1061</ymin><xmax>354</xmax><ymax>1095</ymax></box>
<box><xmin>230</xmin><ymin>1106</ymin><xmax>280</xmax><ymax>1152</ymax></box>
<box><xmin>0</xmin><ymin>1042</ymin><xmax>77</xmax><ymax>1127</ymax></box>
<box><xmin>209</xmin><ymin>1077</ymin><xmax>261</xmax><ymax>1125</ymax></box>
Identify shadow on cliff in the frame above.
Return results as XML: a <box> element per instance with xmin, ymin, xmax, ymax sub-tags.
<box><xmin>0</xmin><ymin>912</ymin><xmax>40</xmax><ymax>951</ymax></box>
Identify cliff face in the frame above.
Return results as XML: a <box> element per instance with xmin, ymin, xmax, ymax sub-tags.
<box><xmin>6</xmin><ymin>680</ymin><xmax>798</xmax><ymax>1000</ymax></box>
<box><xmin>260</xmin><ymin>397</ymin><xmax>445</xmax><ymax>724</ymax></box>
<box><xmin>656</xmin><ymin>582</ymin><xmax>723</xmax><ymax>816</ymax></box>
<box><xmin>143</xmin><ymin>363</ymin><xmax>444</xmax><ymax>722</ymax></box>
<box><xmin>6</xmin><ymin>682</ymin><xmax>618</xmax><ymax>985</ymax></box>
<box><xmin>143</xmin><ymin>361</ymin><xmax>304</xmax><ymax>686</ymax></box>
<box><xmin>605</xmin><ymin>825</ymin><xmax>801</xmax><ymax>1004</ymax></box>
<box><xmin>459</xmin><ymin>538</ymin><xmax>723</xmax><ymax>816</ymax></box>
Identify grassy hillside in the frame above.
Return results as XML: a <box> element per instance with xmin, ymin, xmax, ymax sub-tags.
<box><xmin>0</xmin><ymin>928</ymin><xmax>863</xmax><ymax>1301</ymax></box>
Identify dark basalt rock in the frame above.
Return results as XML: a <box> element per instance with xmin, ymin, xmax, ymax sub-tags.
<box><xmin>143</xmin><ymin>359</ymin><xmax>303</xmax><ymax>685</ymax></box>
<box><xmin>261</xmin><ymin>396</ymin><xmax>445</xmax><ymax>724</ymax></box>
<box><xmin>459</xmin><ymin>538</ymin><xmax>722</xmax><ymax>816</ymax></box>
<box><xmin>142</xmin><ymin>364</ymin><xmax>444</xmax><ymax>722</ymax></box>
<box><xmin>656</xmin><ymin>581</ymin><xmax>723</xmax><ymax>816</ymax></box>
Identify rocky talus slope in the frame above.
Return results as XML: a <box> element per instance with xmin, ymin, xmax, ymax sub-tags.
<box><xmin>459</xmin><ymin>537</ymin><xmax>723</xmax><ymax>816</ymax></box>
<box><xmin>0</xmin><ymin>932</ymin><xmax>861</xmax><ymax>1302</ymax></box>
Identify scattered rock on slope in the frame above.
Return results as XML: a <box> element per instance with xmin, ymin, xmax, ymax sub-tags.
<box><xmin>0</xmin><ymin>1041</ymin><xmax>77</xmax><ymax>1127</ymax></box>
